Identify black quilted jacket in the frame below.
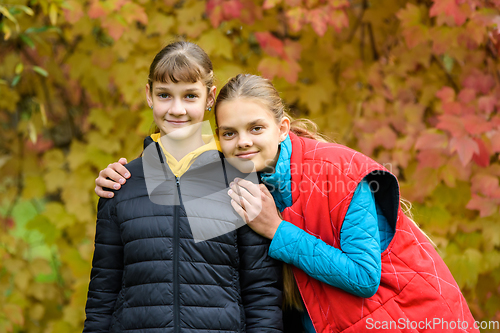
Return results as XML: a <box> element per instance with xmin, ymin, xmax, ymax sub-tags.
<box><xmin>83</xmin><ymin>139</ymin><xmax>283</xmax><ymax>333</ymax></box>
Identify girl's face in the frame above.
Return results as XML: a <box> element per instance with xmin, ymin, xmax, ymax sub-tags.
<box><xmin>146</xmin><ymin>80</ymin><xmax>216</xmax><ymax>141</ymax></box>
<box><xmin>216</xmin><ymin>98</ymin><xmax>290</xmax><ymax>173</ymax></box>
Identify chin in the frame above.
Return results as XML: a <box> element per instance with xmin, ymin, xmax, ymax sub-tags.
<box><xmin>225</xmin><ymin>157</ymin><xmax>257</xmax><ymax>174</ymax></box>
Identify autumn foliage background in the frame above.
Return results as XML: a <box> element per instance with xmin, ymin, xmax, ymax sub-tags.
<box><xmin>1</xmin><ymin>0</ymin><xmax>500</xmax><ymax>331</ymax></box>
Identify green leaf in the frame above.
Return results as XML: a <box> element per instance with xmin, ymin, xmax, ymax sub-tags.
<box><xmin>19</xmin><ymin>34</ymin><xmax>35</xmax><ymax>48</ymax></box>
<box><xmin>11</xmin><ymin>74</ymin><xmax>21</xmax><ymax>87</ymax></box>
<box><xmin>33</xmin><ymin>66</ymin><xmax>48</xmax><ymax>77</ymax></box>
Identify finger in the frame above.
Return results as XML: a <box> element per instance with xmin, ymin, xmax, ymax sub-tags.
<box><xmin>227</xmin><ymin>188</ymin><xmax>250</xmax><ymax>210</ymax></box>
<box><xmin>233</xmin><ymin>178</ymin><xmax>260</xmax><ymax>197</ymax></box>
<box><xmin>95</xmin><ymin>185</ymin><xmax>114</xmax><ymax>198</ymax></box>
<box><xmin>109</xmin><ymin>162</ymin><xmax>131</xmax><ymax>179</ymax></box>
<box><xmin>230</xmin><ymin>184</ymin><xmax>260</xmax><ymax>209</ymax></box>
<box><xmin>230</xmin><ymin>199</ymin><xmax>249</xmax><ymax>223</ymax></box>
<box><xmin>118</xmin><ymin>157</ymin><xmax>128</xmax><ymax>166</ymax></box>
<box><xmin>259</xmin><ymin>184</ymin><xmax>274</xmax><ymax>199</ymax></box>
<box><xmin>96</xmin><ymin>176</ymin><xmax>122</xmax><ymax>191</ymax></box>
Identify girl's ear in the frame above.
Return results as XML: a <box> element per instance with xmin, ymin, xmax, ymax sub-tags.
<box><xmin>145</xmin><ymin>83</ymin><xmax>153</xmax><ymax>108</ymax></box>
<box><xmin>279</xmin><ymin>117</ymin><xmax>291</xmax><ymax>142</ymax></box>
<box><xmin>207</xmin><ymin>86</ymin><xmax>217</xmax><ymax>108</ymax></box>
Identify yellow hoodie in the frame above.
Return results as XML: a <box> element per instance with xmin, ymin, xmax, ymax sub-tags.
<box><xmin>150</xmin><ymin>133</ymin><xmax>219</xmax><ymax>177</ymax></box>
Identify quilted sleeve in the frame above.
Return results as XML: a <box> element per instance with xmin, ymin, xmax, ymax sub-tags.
<box><xmin>268</xmin><ymin>180</ymin><xmax>381</xmax><ymax>298</ymax></box>
<box><xmin>83</xmin><ymin>197</ymin><xmax>124</xmax><ymax>333</ymax></box>
<box><xmin>237</xmin><ymin>225</ymin><xmax>283</xmax><ymax>332</ymax></box>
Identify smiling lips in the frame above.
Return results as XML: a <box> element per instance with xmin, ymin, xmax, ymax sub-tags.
<box><xmin>235</xmin><ymin>151</ymin><xmax>259</xmax><ymax>159</ymax></box>
<box><xmin>167</xmin><ymin>120</ymin><xmax>189</xmax><ymax>125</ymax></box>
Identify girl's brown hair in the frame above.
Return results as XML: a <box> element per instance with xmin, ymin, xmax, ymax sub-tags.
<box><xmin>214</xmin><ymin>74</ymin><xmax>329</xmax><ymax>143</ymax></box>
<box><xmin>148</xmin><ymin>41</ymin><xmax>214</xmax><ymax>134</ymax></box>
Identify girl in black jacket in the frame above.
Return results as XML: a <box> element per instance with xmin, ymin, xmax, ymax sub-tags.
<box><xmin>83</xmin><ymin>41</ymin><xmax>283</xmax><ymax>333</ymax></box>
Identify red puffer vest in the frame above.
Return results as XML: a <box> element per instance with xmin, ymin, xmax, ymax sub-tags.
<box><xmin>281</xmin><ymin>133</ymin><xmax>478</xmax><ymax>333</ymax></box>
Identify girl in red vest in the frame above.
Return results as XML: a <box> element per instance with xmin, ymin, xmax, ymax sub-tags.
<box><xmin>96</xmin><ymin>74</ymin><xmax>478</xmax><ymax>333</ymax></box>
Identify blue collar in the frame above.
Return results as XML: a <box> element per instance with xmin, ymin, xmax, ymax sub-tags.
<box><xmin>259</xmin><ymin>135</ymin><xmax>293</xmax><ymax>212</ymax></box>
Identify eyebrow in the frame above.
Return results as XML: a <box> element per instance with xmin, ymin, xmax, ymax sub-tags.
<box><xmin>218</xmin><ymin>119</ymin><xmax>266</xmax><ymax>131</ymax></box>
<box><xmin>154</xmin><ymin>87</ymin><xmax>201</xmax><ymax>93</ymax></box>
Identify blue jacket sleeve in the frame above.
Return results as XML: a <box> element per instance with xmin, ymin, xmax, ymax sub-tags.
<box><xmin>268</xmin><ymin>180</ymin><xmax>381</xmax><ymax>298</ymax></box>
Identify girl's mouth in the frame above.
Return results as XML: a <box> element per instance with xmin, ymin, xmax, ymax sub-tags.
<box><xmin>236</xmin><ymin>151</ymin><xmax>259</xmax><ymax>159</ymax></box>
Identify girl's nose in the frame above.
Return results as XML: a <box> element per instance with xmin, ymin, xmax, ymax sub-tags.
<box><xmin>237</xmin><ymin>133</ymin><xmax>252</xmax><ymax>148</ymax></box>
<box><xmin>169</xmin><ymin>99</ymin><xmax>186</xmax><ymax>116</ymax></box>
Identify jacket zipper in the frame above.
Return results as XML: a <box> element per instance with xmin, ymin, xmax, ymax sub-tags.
<box><xmin>174</xmin><ymin>176</ymin><xmax>182</xmax><ymax>333</ymax></box>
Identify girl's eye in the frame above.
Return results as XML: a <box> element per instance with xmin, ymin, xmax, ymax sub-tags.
<box><xmin>251</xmin><ymin>126</ymin><xmax>263</xmax><ymax>132</ymax></box>
<box><xmin>186</xmin><ymin>94</ymin><xmax>197</xmax><ymax>99</ymax></box>
<box><xmin>222</xmin><ymin>131</ymin><xmax>235</xmax><ymax>138</ymax></box>
<box><xmin>158</xmin><ymin>93</ymin><xmax>170</xmax><ymax>99</ymax></box>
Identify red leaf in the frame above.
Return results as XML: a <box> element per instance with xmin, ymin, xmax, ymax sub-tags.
<box><xmin>373</xmin><ymin>126</ymin><xmax>397</xmax><ymax>149</ymax></box>
<box><xmin>472</xmin><ymin>138</ymin><xmax>490</xmax><ymax>167</ymax></box>
<box><xmin>222</xmin><ymin>0</ymin><xmax>244</xmax><ymax>19</ymax></box>
<box><xmin>458</xmin><ymin>88</ymin><xmax>476</xmax><ymax>104</ymax></box>
<box><xmin>442</xmin><ymin>101</ymin><xmax>463</xmax><ymax>115</ymax></box>
<box><xmin>415</xmin><ymin>131</ymin><xmax>448</xmax><ymax>150</ymax></box>
<box><xmin>429</xmin><ymin>0</ymin><xmax>467</xmax><ymax>26</ymax></box>
<box><xmin>463</xmin><ymin>114</ymin><xmax>492</xmax><ymax>135</ymax></box>
<box><xmin>283</xmin><ymin>39</ymin><xmax>302</xmax><ymax>61</ymax></box>
<box><xmin>281</xmin><ymin>59</ymin><xmax>301</xmax><ymax>83</ymax></box>
<box><xmin>466</xmin><ymin>194</ymin><xmax>498</xmax><ymax>217</ymax></box>
<box><xmin>435</xmin><ymin>86</ymin><xmax>455</xmax><ymax>102</ymax></box>
<box><xmin>206</xmin><ymin>0</ymin><xmax>223</xmax><ymax>27</ymax></box>
<box><xmin>307</xmin><ymin>8</ymin><xmax>329</xmax><ymax>36</ymax></box>
<box><xmin>471</xmin><ymin>173</ymin><xmax>499</xmax><ymax>197</ymax></box>
<box><xmin>478</xmin><ymin>95</ymin><xmax>497</xmax><ymax>115</ymax></box>
<box><xmin>436</xmin><ymin>114</ymin><xmax>466</xmax><ymax>137</ymax></box>
<box><xmin>254</xmin><ymin>32</ymin><xmax>285</xmax><ymax>58</ymax></box>
<box><xmin>462</xmin><ymin>70</ymin><xmax>495</xmax><ymax>94</ymax></box>
<box><xmin>417</xmin><ymin>150</ymin><xmax>447</xmax><ymax>169</ymax></box>
<box><xmin>257</xmin><ymin>57</ymin><xmax>281</xmax><ymax>80</ymax></box>
<box><xmin>88</xmin><ymin>0</ymin><xmax>108</xmax><ymax>19</ymax></box>
<box><xmin>262</xmin><ymin>0</ymin><xmax>282</xmax><ymax>9</ymax></box>
<box><xmin>328</xmin><ymin>9</ymin><xmax>349</xmax><ymax>32</ymax></box>
<box><xmin>449</xmin><ymin>135</ymin><xmax>479</xmax><ymax>166</ymax></box>
<box><xmin>490</xmin><ymin>131</ymin><xmax>500</xmax><ymax>153</ymax></box>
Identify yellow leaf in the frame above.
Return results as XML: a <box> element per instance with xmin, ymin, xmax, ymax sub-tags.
<box><xmin>67</xmin><ymin>141</ymin><xmax>88</xmax><ymax>170</ymax></box>
<box><xmin>88</xmin><ymin>108</ymin><xmax>114</xmax><ymax>135</ymax></box>
<box><xmin>197</xmin><ymin>30</ymin><xmax>233</xmax><ymax>60</ymax></box>
<box><xmin>44</xmin><ymin>168</ymin><xmax>67</xmax><ymax>193</ymax></box>
<box><xmin>298</xmin><ymin>83</ymin><xmax>331</xmax><ymax>115</ymax></box>
<box><xmin>146</xmin><ymin>12</ymin><xmax>175</xmax><ymax>35</ymax></box>
<box><xmin>14</xmin><ymin>269</ymin><xmax>31</xmax><ymax>290</ymax></box>
<box><xmin>30</xmin><ymin>258</ymin><xmax>53</xmax><ymax>275</ymax></box>
<box><xmin>49</xmin><ymin>3</ymin><xmax>58</xmax><ymax>26</ymax></box>
<box><xmin>22</xmin><ymin>176</ymin><xmax>46</xmax><ymax>199</ymax></box>
<box><xmin>29</xmin><ymin>304</ymin><xmax>44</xmax><ymax>321</ymax></box>
<box><xmin>42</xmin><ymin>202</ymin><xmax>77</xmax><ymax>230</ymax></box>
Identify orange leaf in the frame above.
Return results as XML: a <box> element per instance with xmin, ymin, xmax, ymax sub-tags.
<box><xmin>263</xmin><ymin>0</ymin><xmax>282</xmax><ymax>9</ymax></box>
